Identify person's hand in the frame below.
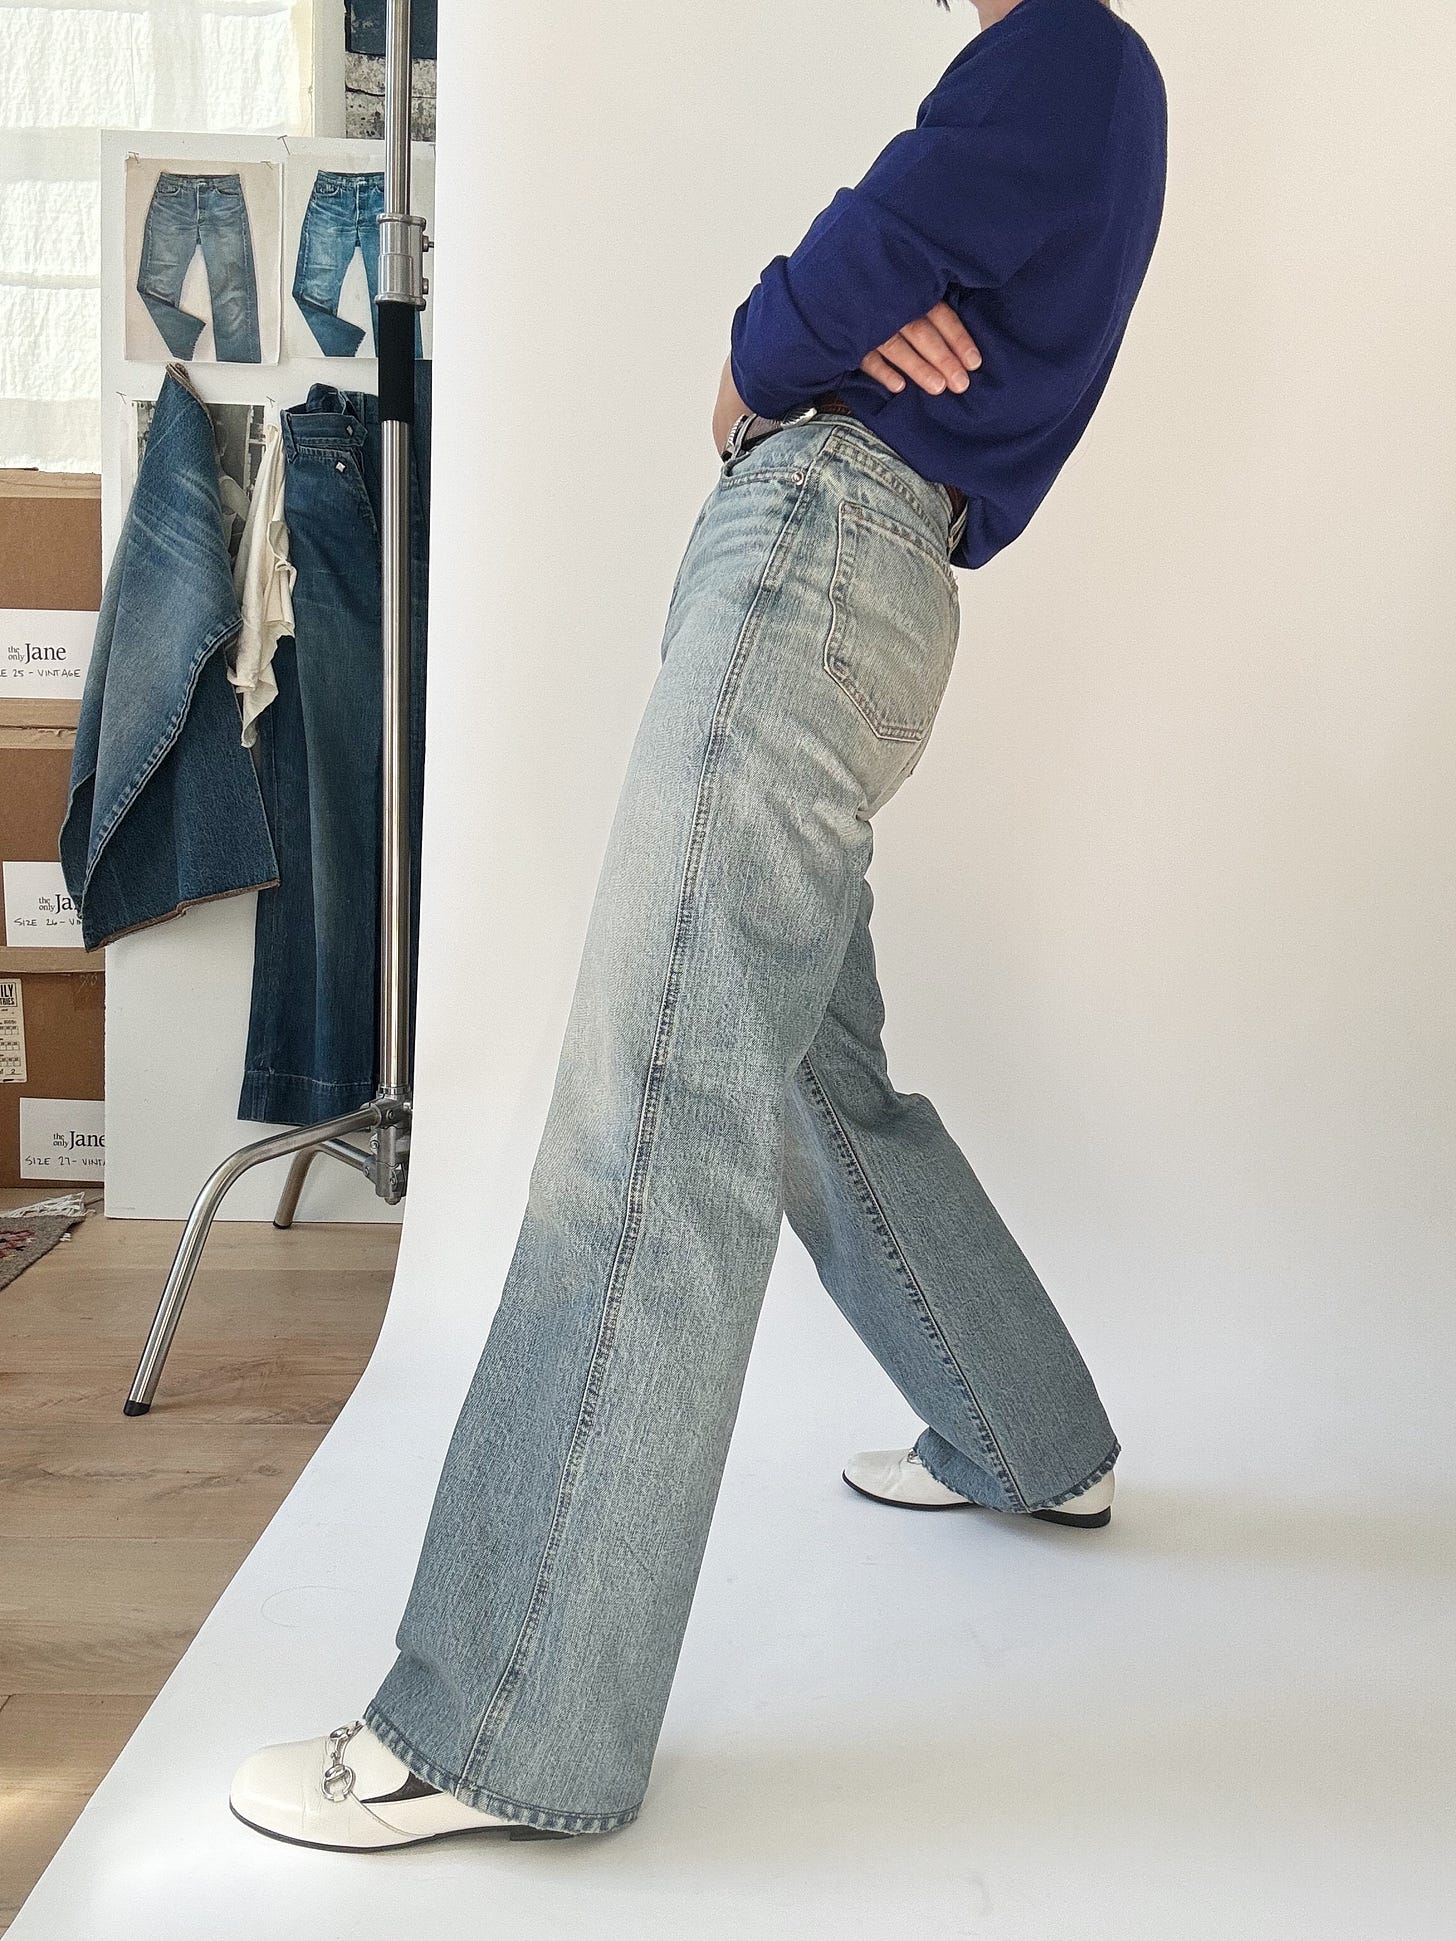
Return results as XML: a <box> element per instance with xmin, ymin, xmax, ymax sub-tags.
<box><xmin>713</xmin><ymin>297</ymin><xmax>981</xmax><ymax>452</ymax></box>
<box><xmin>860</xmin><ymin>301</ymin><xmax>981</xmax><ymax>396</ymax></box>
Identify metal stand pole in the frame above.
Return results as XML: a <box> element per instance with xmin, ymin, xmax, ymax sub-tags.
<box><xmin>124</xmin><ymin>0</ymin><xmax>429</xmax><ymax>1415</ymax></box>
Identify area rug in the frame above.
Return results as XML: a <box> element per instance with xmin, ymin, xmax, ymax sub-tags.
<box><xmin>0</xmin><ymin>1190</ymin><xmax>98</xmax><ymax>1291</ymax></box>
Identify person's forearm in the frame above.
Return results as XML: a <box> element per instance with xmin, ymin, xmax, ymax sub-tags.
<box><xmin>711</xmin><ymin>302</ymin><xmax>981</xmax><ymax>456</ymax></box>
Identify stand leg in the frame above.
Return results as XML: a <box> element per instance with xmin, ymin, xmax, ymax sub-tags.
<box><xmin>274</xmin><ymin>1134</ymin><xmax>384</xmax><ymax>1226</ymax></box>
<box><xmin>273</xmin><ymin>1147</ymin><xmax>321</xmax><ymax>1228</ymax></box>
<box><xmin>123</xmin><ymin>1105</ymin><xmax>382</xmax><ymax>1416</ymax></box>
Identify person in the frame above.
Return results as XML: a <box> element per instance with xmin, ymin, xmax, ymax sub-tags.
<box><xmin>231</xmin><ymin>0</ymin><xmax>1167</xmax><ymax>1849</ymax></box>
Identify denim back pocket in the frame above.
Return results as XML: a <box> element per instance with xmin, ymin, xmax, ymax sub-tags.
<box><xmin>822</xmin><ymin>500</ymin><xmax>959</xmax><ymax>743</ymax></box>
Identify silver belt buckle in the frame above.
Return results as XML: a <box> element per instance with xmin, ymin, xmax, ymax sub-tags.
<box><xmin>947</xmin><ymin>493</ymin><xmax>968</xmax><ymax>558</ymax></box>
<box><xmin>721</xmin><ymin>410</ymin><xmax>757</xmax><ymax>465</ymax></box>
<box><xmin>721</xmin><ymin>400</ymin><xmax>819</xmax><ymax>467</ymax></box>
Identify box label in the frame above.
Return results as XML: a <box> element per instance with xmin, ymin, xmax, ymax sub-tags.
<box><xmin>0</xmin><ymin>609</ymin><xmax>96</xmax><ymax>694</ymax></box>
<box><xmin>4</xmin><ymin>861</ymin><xmax>83</xmax><ymax>947</ymax></box>
<box><xmin>20</xmin><ymin>1096</ymin><xmax>105</xmax><ymax>1181</ymax></box>
<box><xmin>0</xmin><ymin>978</ymin><xmax>24</xmax><ymax>1083</ymax></box>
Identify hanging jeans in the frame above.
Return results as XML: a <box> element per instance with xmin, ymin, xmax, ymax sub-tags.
<box><xmin>237</xmin><ymin>363</ymin><xmax>431</xmax><ymax>1126</ymax></box>
<box><xmin>60</xmin><ymin>364</ymin><xmax>278</xmax><ymax>949</ymax></box>
<box><xmin>292</xmin><ymin>171</ymin><xmax>426</xmax><ymax>360</ymax></box>
<box><xmin>363</xmin><ymin>412</ymin><xmax>1119</xmax><ymax>1834</ymax></box>
<box><xmin>136</xmin><ymin>172</ymin><xmax>263</xmax><ymax>364</ymax></box>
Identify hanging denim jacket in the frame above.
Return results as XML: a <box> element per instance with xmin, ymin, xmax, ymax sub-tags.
<box><xmin>60</xmin><ymin>363</ymin><xmax>279</xmax><ymax>950</ymax></box>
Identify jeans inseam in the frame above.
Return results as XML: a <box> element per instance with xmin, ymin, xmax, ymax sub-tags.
<box><xmin>796</xmin><ymin>1050</ymin><xmax>1030</xmax><ymax>1512</ymax></box>
<box><xmin>457</xmin><ymin>473</ymin><xmax>816</xmax><ymax>1787</ymax></box>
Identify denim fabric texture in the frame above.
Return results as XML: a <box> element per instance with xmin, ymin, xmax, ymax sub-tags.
<box><xmin>59</xmin><ymin>364</ymin><xmax>279</xmax><ymax>951</ymax></box>
<box><xmin>237</xmin><ymin>363</ymin><xmax>431</xmax><ymax>1127</ymax></box>
<box><xmin>292</xmin><ymin>171</ymin><xmax>425</xmax><ymax>360</ymax></box>
<box><xmin>364</xmin><ymin>413</ymin><xmax>1118</xmax><ymax>1834</ymax></box>
<box><xmin>136</xmin><ymin>171</ymin><xmax>263</xmax><ymax>364</ymax></box>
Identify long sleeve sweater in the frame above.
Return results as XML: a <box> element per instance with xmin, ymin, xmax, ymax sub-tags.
<box><xmin>728</xmin><ymin>0</ymin><xmax>1167</xmax><ymax>569</ymax></box>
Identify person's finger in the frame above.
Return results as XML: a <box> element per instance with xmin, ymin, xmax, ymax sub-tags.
<box><xmin>924</xmin><ymin>299</ymin><xmax>982</xmax><ymax>370</ymax></box>
<box><xmin>900</xmin><ymin>315</ymin><xmax>971</xmax><ymax>390</ymax></box>
<box><xmin>859</xmin><ymin>346</ymin><xmax>907</xmax><ymax>393</ymax></box>
<box><xmin>876</xmin><ymin>330</ymin><xmax>955</xmax><ymax>395</ymax></box>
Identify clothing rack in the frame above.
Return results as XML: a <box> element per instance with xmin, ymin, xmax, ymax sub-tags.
<box><xmin>123</xmin><ymin>0</ymin><xmax>429</xmax><ymax>1414</ymax></box>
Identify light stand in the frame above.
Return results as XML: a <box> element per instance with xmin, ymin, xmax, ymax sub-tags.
<box><xmin>123</xmin><ymin>0</ymin><xmax>429</xmax><ymax>1415</ymax></box>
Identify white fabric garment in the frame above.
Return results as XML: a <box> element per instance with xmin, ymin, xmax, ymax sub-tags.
<box><xmin>227</xmin><ymin>418</ymin><xmax>293</xmax><ymax>746</ymax></box>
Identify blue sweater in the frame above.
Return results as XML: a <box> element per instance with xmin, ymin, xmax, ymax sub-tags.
<box><xmin>729</xmin><ymin>0</ymin><xmax>1167</xmax><ymax>569</ymax></box>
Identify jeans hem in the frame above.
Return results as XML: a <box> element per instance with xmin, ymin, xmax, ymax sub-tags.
<box><xmin>236</xmin><ymin>1071</ymin><xmax>377</xmax><ymax>1126</ymax></box>
<box><xmin>361</xmin><ymin>1703</ymin><xmax>640</xmax><ymax>1836</ymax></box>
<box><xmin>911</xmin><ymin>1433</ymin><xmax>1009</xmax><ymax>1508</ymax></box>
<box><xmin>914</xmin><ymin>1433</ymin><xmax>1119</xmax><ymax>1514</ymax></box>
<box><xmin>1022</xmin><ymin>1438</ymin><xmax>1121</xmax><ymax>1513</ymax></box>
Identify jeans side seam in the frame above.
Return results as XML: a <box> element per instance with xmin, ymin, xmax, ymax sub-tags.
<box><xmin>234</xmin><ymin>191</ymin><xmax>261</xmax><ymax>360</ymax></box>
<box><xmin>797</xmin><ymin>1052</ymin><xmax>1029</xmax><ymax>1511</ymax></box>
<box><xmin>458</xmin><ymin>480</ymin><xmax>813</xmax><ymax>1783</ymax></box>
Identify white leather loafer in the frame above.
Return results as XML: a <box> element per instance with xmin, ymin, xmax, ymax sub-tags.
<box><xmin>843</xmin><ymin>1447</ymin><xmax>1115</xmax><ymax>1527</ymax></box>
<box><xmin>229</xmin><ymin>1720</ymin><xmax>574</xmax><ymax>1850</ymax></box>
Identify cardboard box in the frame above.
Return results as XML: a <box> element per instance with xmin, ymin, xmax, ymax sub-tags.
<box><xmin>0</xmin><ymin>471</ymin><xmax>101</xmax><ymax>611</ymax></box>
<box><xmin>0</xmin><ymin>470</ymin><xmax>101</xmax><ymax>728</ymax></box>
<box><xmin>0</xmin><ymin>729</ymin><xmax>88</xmax><ymax>967</ymax></box>
<box><xmin>0</xmin><ymin>480</ymin><xmax>106</xmax><ymax>1181</ymax></box>
<box><xmin>0</xmin><ymin>970</ymin><xmax>104</xmax><ymax>1185</ymax></box>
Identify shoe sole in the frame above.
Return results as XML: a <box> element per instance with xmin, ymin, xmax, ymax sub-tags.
<box><xmin>229</xmin><ymin>1801</ymin><xmax>575</xmax><ymax>1851</ymax></box>
<box><xmin>841</xmin><ymin>1471</ymin><xmax>1111</xmax><ymax>1528</ymax></box>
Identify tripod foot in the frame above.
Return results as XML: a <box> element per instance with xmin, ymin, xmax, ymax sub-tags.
<box><xmin>273</xmin><ymin>1145</ymin><xmax>322</xmax><ymax>1229</ymax></box>
<box><xmin>125</xmin><ymin>1106</ymin><xmax>384</xmax><ymax>1416</ymax></box>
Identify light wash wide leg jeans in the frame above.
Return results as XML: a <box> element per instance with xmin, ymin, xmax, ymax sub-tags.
<box><xmin>365</xmin><ymin>414</ymin><xmax>1119</xmax><ymax>1834</ymax></box>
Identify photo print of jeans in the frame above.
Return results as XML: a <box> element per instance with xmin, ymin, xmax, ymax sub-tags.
<box><xmin>292</xmin><ymin>171</ymin><xmax>425</xmax><ymax>360</ymax></box>
<box><xmin>136</xmin><ymin>172</ymin><xmax>263</xmax><ymax>364</ymax></box>
<box><xmin>237</xmin><ymin>363</ymin><xmax>432</xmax><ymax>1127</ymax></box>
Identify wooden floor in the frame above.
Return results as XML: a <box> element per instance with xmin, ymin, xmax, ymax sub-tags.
<box><xmin>0</xmin><ymin>1188</ymin><xmax>395</xmax><ymax>1933</ymax></box>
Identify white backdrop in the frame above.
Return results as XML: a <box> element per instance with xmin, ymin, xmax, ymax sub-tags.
<box><xmin>14</xmin><ymin>2</ymin><xmax>1455</xmax><ymax>1935</ymax></box>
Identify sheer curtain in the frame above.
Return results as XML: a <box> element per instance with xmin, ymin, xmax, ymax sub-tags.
<box><xmin>0</xmin><ymin>1</ymin><xmax>314</xmax><ymax>470</ymax></box>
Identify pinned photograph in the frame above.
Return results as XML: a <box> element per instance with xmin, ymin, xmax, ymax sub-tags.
<box><xmin>281</xmin><ymin>140</ymin><xmax>434</xmax><ymax>361</ymax></box>
<box><xmin>124</xmin><ymin>156</ymin><xmax>282</xmax><ymax>365</ymax></box>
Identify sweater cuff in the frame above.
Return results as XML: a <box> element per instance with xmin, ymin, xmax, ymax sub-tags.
<box><xmin>728</xmin><ymin>294</ymin><xmax>813</xmax><ymax>422</ymax></box>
